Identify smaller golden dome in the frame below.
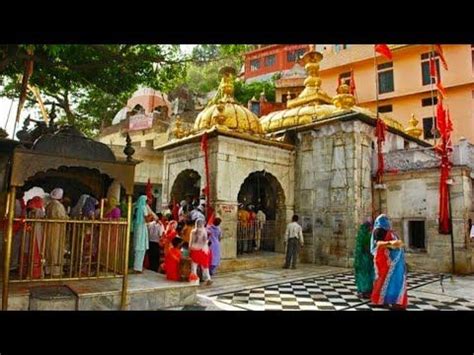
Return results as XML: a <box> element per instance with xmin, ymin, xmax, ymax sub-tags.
<box><xmin>194</xmin><ymin>67</ymin><xmax>263</xmax><ymax>135</ymax></box>
<box><xmin>332</xmin><ymin>83</ymin><xmax>356</xmax><ymax>110</ymax></box>
<box><xmin>404</xmin><ymin>113</ymin><xmax>423</xmax><ymax>139</ymax></box>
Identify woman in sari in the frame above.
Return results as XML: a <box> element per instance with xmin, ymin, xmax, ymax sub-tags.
<box><xmin>188</xmin><ymin>218</ymin><xmax>212</xmax><ymax>285</ymax></box>
<box><xmin>133</xmin><ymin>195</ymin><xmax>149</xmax><ymax>273</ymax></box>
<box><xmin>370</xmin><ymin>214</ymin><xmax>408</xmax><ymax>310</ymax></box>
<box><xmin>353</xmin><ymin>218</ymin><xmax>374</xmax><ymax>299</ymax></box>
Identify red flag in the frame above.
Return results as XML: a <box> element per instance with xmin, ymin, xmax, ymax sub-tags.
<box><xmin>146</xmin><ymin>178</ymin><xmax>153</xmax><ymax>205</ymax></box>
<box><xmin>429</xmin><ymin>57</ymin><xmax>437</xmax><ymax>78</ymax></box>
<box><xmin>446</xmin><ymin>109</ymin><xmax>453</xmax><ymax>134</ymax></box>
<box><xmin>436</xmin><ymin>80</ymin><xmax>447</xmax><ymax>98</ymax></box>
<box><xmin>436</xmin><ymin>100</ymin><xmax>446</xmax><ymax>137</ymax></box>
<box><xmin>200</xmin><ymin>132</ymin><xmax>208</xmax><ymax>152</ymax></box>
<box><xmin>374</xmin><ymin>44</ymin><xmax>392</xmax><ymax>60</ymax></box>
<box><xmin>16</xmin><ymin>50</ymin><xmax>34</xmax><ymax>122</ymax></box>
<box><xmin>349</xmin><ymin>69</ymin><xmax>356</xmax><ymax>96</ymax></box>
<box><xmin>375</xmin><ymin>117</ymin><xmax>386</xmax><ymax>143</ymax></box>
<box><xmin>434</xmin><ymin>44</ymin><xmax>448</xmax><ymax>71</ymax></box>
<box><xmin>172</xmin><ymin>199</ymin><xmax>179</xmax><ymax>221</ymax></box>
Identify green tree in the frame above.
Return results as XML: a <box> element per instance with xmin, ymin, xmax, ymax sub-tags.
<box><xmin>234</xmin><ymin>80</ymin><xmax>276</xmax><ymax>104</ymax></box>
<box><xmin>0</xmin><ymin>44</ymin><xmax>187</xmax><ymax>136</ymax></box>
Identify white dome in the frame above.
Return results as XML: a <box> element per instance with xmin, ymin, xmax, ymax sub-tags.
<box><xmin>112</xmin><ymin>107</ymin><xmax>130</xmax><ymax>125</ymax></box>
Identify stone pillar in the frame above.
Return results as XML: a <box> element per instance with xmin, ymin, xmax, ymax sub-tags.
<box><xmin>214</xmin><ymin>201</ymin><xmax>238</xmax><ymax>259</ymax></box>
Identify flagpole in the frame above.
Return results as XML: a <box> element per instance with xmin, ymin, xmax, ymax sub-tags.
<box><xmin>4</xmin><ymin>98</ymin><xmax>14</xmax><ymax>130</ymax></box>
<box><xmin>373</xmin><ymin>47</ymin><xmax>383</xmax><ymax>214</ymax></box>
<box><xmin>429</xmin><ymin>45</ymin><xmax>438</xmax><ymax>147</ymax></box>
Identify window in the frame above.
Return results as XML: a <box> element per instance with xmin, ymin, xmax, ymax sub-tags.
<box><xmin>422</xmin><ymin>117</ymin><xmax>440</xmax><ymax>140</ymax></box>
<box><xmin>421</xmin><ymin>52</ymin><xmax>440</xmax><ymax>86</ymax></box>
<box><xmin>339</xmin><ymin>71</ymin><xmax>351</xmax><ymax>85</ymax></box>
<box><xmin>145</xmin><ymin>140</ymin><xmax>153</xmax><ymax>148</ymax></box>
<box><xmin>379</xmin><ymin>104</ymin><xmax>393</xmax><ymax>113</ymax></box>
<box><xmin>251</xmin><ymin>101</ymin><xmax>260</xmax><ymax>115</ymax></box>
<box><xmin>421</xmin><ymin>96</ymin><xmax>438</xmax><ymax>107</ymax></box>
<box><xmin>287</xmin><ymin>48</ymin><xmax>306</xmax><ymax>62</ymax></box>
<box><xmin>250</xmin><ymin>59</ymin><xmax>260</xmax><ymax>71</ymax></box>
<box><xmin>408</xmin><ymin>220</ymin><xmax>426</xmax><ymax>250</ymax></box>
<box><xmin>282</xmin><ymin>93</ymin><xmax>296</xmax><ymax>103</ymax></box>
<box><xmin>377</xmin><ymin>62</ymin><xmax>394</xmax><ymax>94</ymax></box>
<box><xmin>334</xmin><ymin>44</ymin><xmax>349</xmax><ymax>52</ymax></box>
<box><xmin>264</xmin><ymin>54</ymin><xmax>276</xmax><ymax>67</ymax></box>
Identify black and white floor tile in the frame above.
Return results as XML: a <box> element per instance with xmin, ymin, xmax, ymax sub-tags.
<box><xmin>209</xmin><ymin>272</ymin><xmax>473</xmax><ymax>311</ymax></box>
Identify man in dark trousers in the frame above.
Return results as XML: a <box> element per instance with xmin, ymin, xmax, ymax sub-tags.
<box><xmin>283</xmin><ymin>215</ymin><xmax>304</xmax><ymax>269</ymax></box>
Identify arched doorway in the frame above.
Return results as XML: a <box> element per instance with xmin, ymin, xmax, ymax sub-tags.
<box><xmin>237</xmin><ymin>170</ymin><xmax>286</xmax><ymax>255</ymax></box>
<box><xmin>170</xmin><ymin>169</ymin><xmax>202</xmax><ymax>205</ymax></box>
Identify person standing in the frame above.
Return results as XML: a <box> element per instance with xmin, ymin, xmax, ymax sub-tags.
<box><xmin>188</xmin><ymin>218</ymin><xmax>212</xmax><ymax>285</ymax></box>
<box><xmin>45</xmin><ymin>188</ymin><xmax>69</xmax><ymax>277</ymax></box>
<box><xmin>132</xmin><ymin>195</ymin><xmax>149</xmax><ymax>273</ymax></box>
<box><xmin>147</xmin><ymin>215</ymin><xmax>164</xmax><ymax>272</ymax></box>
<box><xmin>207</xmin><ymin>217</ymin><xmax>222</xmax><ymax>276</ymax></box>
<box><xmin>283</xmin><ymin>215</ymin><xmax>304</xmax><ymax>269</ymax></box>
<box><xmin>255</xmin><ymin>209</ymin><xmax>266</xmax><ymax>251</ymax></box>
<box><xmin>353</xmin><ymin>218</ymin><xmax>374</xmax><ymax>299</ymax></box>
<box><xmin>370</xmin><ymin>214</ymin><xmax>408</xmax><ymax>310</ymax></box>
<box><xmin>10</xmin><ymin>190</ymin><xmax>26</xmax><ymax>271</ymax></box>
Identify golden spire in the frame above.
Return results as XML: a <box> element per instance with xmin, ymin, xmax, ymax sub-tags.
<box><xmin>332</xmin><ymin>83</ymin><xmax>356</xmax><ymax>110</ymax></box>
<box><xmin>404</xmin><ymin>113</ymin><xmax>422</xmax><ymax>139</ymax></box>
<box><xmin>286</xmin><ymin>46</ymin><xmax>332</xmax><ymax>108</ymax></box>
<box><xmin>194</xmin><ymin>66</ymin><xmax>263</xmax><ymax>135</ymax></box>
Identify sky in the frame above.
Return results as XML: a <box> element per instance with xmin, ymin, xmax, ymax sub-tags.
<box><xmin>0</xmin><ymin>45</ymin><xmax>198</xmax><ymax>139</ymax></box>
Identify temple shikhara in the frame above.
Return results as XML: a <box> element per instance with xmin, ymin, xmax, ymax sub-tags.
<box><xmin>1</xmin><ymin>44</ymin><xmax>473</xmax><ymax>311</ymax></box>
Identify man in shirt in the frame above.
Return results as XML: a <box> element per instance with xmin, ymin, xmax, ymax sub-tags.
<box><xmin>283</xmin><ymin>215</ymin><xmax>304</xmax><ymax>269</ymax></box>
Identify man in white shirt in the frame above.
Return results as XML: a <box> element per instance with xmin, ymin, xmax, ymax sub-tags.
<box><xmin>283</xmin><ymin>215</ymin><xmax>304</xmax><ymax>269</ymax></box>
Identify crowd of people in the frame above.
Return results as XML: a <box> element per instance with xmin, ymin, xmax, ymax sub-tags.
<box><xmin>237</xmin><ymin>204</ymin><xmax>266</xmax><ymax>253</ymax></box>
<box><xmin>131</xmin><ymin>194</ymin><xmax>223</xmax><ymax>286</ymax></box>
<box><xmin>5</xmin><ymin>188</ymin><xmax>223</xmax><ymax>287</ymax></box>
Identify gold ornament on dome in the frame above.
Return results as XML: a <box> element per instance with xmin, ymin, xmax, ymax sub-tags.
<box><xmin>194</xmin><ymin>66</ymin><xmax>264</xmax><ymax>136</ymax></box>
<box><xmin>172</xmin><ymin>116</ymin><xmax>189</xmax><ymax>139</ymax></box>
<box><xmin>404</xmin><ymin>113</ymin><xmax>422</xmax><ymax>139</ymax></box>
<box><xmin>332</xmin><ymin>83</ymin><xmax>356</xmax><ymax>110</ymax></box>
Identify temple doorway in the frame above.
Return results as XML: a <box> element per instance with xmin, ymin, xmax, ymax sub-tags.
<box><xmin>236</xmin><ymin>170</ymin><xmax>285</xmax><ymax>255</ymax></box>
<box><xmin>170</xmin><ymin>169</ymin><xmax>202</xmax><ymax>205</ymax></box>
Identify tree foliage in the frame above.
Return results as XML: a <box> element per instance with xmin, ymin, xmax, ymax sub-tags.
<box><xmin>0</xmin><ymin>44</ymin><xmax>187</xmax><ymax>136</ymax></box>
<box><xmin>234</xmin><ymin>80</ymin><xmax>276</xmax><ymax>104</ymax></box>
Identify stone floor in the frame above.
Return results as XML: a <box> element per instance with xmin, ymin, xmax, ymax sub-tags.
<box><xmin>163</xmin><ymin>265</ymin><xmax>474</xmax><ymax>311</ymax></box>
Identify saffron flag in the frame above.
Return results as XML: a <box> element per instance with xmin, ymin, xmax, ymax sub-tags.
<box><xmin>16</xmin><ymin>51</ymin><xmax>34</xmax><ymax>122</ymax></box>
<box><xmin>429</xmin><ymin>57</ymin><xmax>437</xmax><ymax>78</ymax></box>
<box><xmin>349</xmin><ymin>70</ymin><xmax>356</xmax><ymax>96</ymax></box>
<box><xmin>434</xmin><ymin>44</ymin><xmax>448</xmax><ymax>71</ymax></box>
<box><xmin>374</xmin><ymin>44</ymin><xmax>392</xmax><ymax>60</ymax></box>
<box><xmin>436</xmin><ymin>100</ymin><xmax>446</xmax><ymax>138</ymax></box>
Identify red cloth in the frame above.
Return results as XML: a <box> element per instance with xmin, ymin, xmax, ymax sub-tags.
<box><xmin>146</xmin><ymin>179</ymin><xmax>153</xmax><ymax>206</ymax></box>
<box><xmin>435</xmin><ymin>44</ymin><xmax>448</xmax><ymax>71</ymax></box>
<box><xmin>27</xmin><ymin>196</ymin><xmax>44</xmax><ymax>210</ymax></box>
<box><xmin>349</xmin><ymin>69</ymin><xmax>356</xmax><ymax>96</ymax></box>
<box><xmin>22</xmin><ymin>237</ymin><xmax>42</xmax><ymax>279</ymax></box>
<box><xmin>143</xmin><ymin>253</ymin><xmax>150</xmax><ymax>269</ymax></box>
<box><xmin>190</xmin><ymin>249</ymin><xmax>210</xmax><ymax>268</ymax></box>
<box><xmin>165</xmin><ymin>247</ymin><xmax>181</xmax><ymax>281</ymax></box>
<box><xmin>375</xmin><ymin>44</ymin><xmax>392</xmax><ymax>60</ymax></box>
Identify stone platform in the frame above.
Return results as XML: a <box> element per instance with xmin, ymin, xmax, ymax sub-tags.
<box><xmin>1</xmin><ymin>270</ymin><xmax>198</xmax><ymax>310</ymax></box>
<box><xmin>219</xmin><ymin>252</ymin><xmax>286</xmax><ymax>273</ymax></box>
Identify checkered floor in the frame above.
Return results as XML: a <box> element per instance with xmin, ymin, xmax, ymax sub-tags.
<box><xmin>211</xmin><ymin>272</ymin><xmax>474</xmax><ymax>311</ymax></box>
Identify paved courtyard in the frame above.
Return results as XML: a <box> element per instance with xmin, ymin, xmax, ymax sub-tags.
<box><xmin>165</xmin><ymin>265</ymin><xmax>474</xmax><ymax>311</ymax></box>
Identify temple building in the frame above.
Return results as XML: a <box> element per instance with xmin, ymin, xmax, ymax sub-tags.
<box><xmin>102</xmin><ymin>47</ymin><xmax>474</xmax><ymax>274</ymax></box>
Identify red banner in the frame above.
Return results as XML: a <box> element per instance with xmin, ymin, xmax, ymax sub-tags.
<box><xmin>375</xmin><ymin>118</ymin><xmax>386</xmax><ymax>184</ymax></box>
<box><xmin>200</xmin><ymin>132</ymin><xmax>212</xmax><ymax>219</ymax></box>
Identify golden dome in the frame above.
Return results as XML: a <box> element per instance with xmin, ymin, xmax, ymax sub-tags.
<box><xmin>194</xmin><ymin>67</ymin><xmax>264</xmax><ymax>136</ymax></box>
<box><xmin>260</xmin><ymin>45</ymin><xmax>404</xmax><ymax>133</ymax></box>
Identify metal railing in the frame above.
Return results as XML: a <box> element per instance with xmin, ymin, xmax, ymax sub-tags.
<box><xmin>237</xmin><ymin>220</ymin><xmax>278</xmax><ymax>255</ymax></box>
<box><xmin>8</xmin><ymin>217</ymin><xmax>128</xmax><ymax>282</ymax></box>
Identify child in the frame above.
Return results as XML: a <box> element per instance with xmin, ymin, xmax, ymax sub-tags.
<box><xmin>164</xmin><ymin>237</ymin><xmax>183</xmax><ymax>281</ymax></box>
